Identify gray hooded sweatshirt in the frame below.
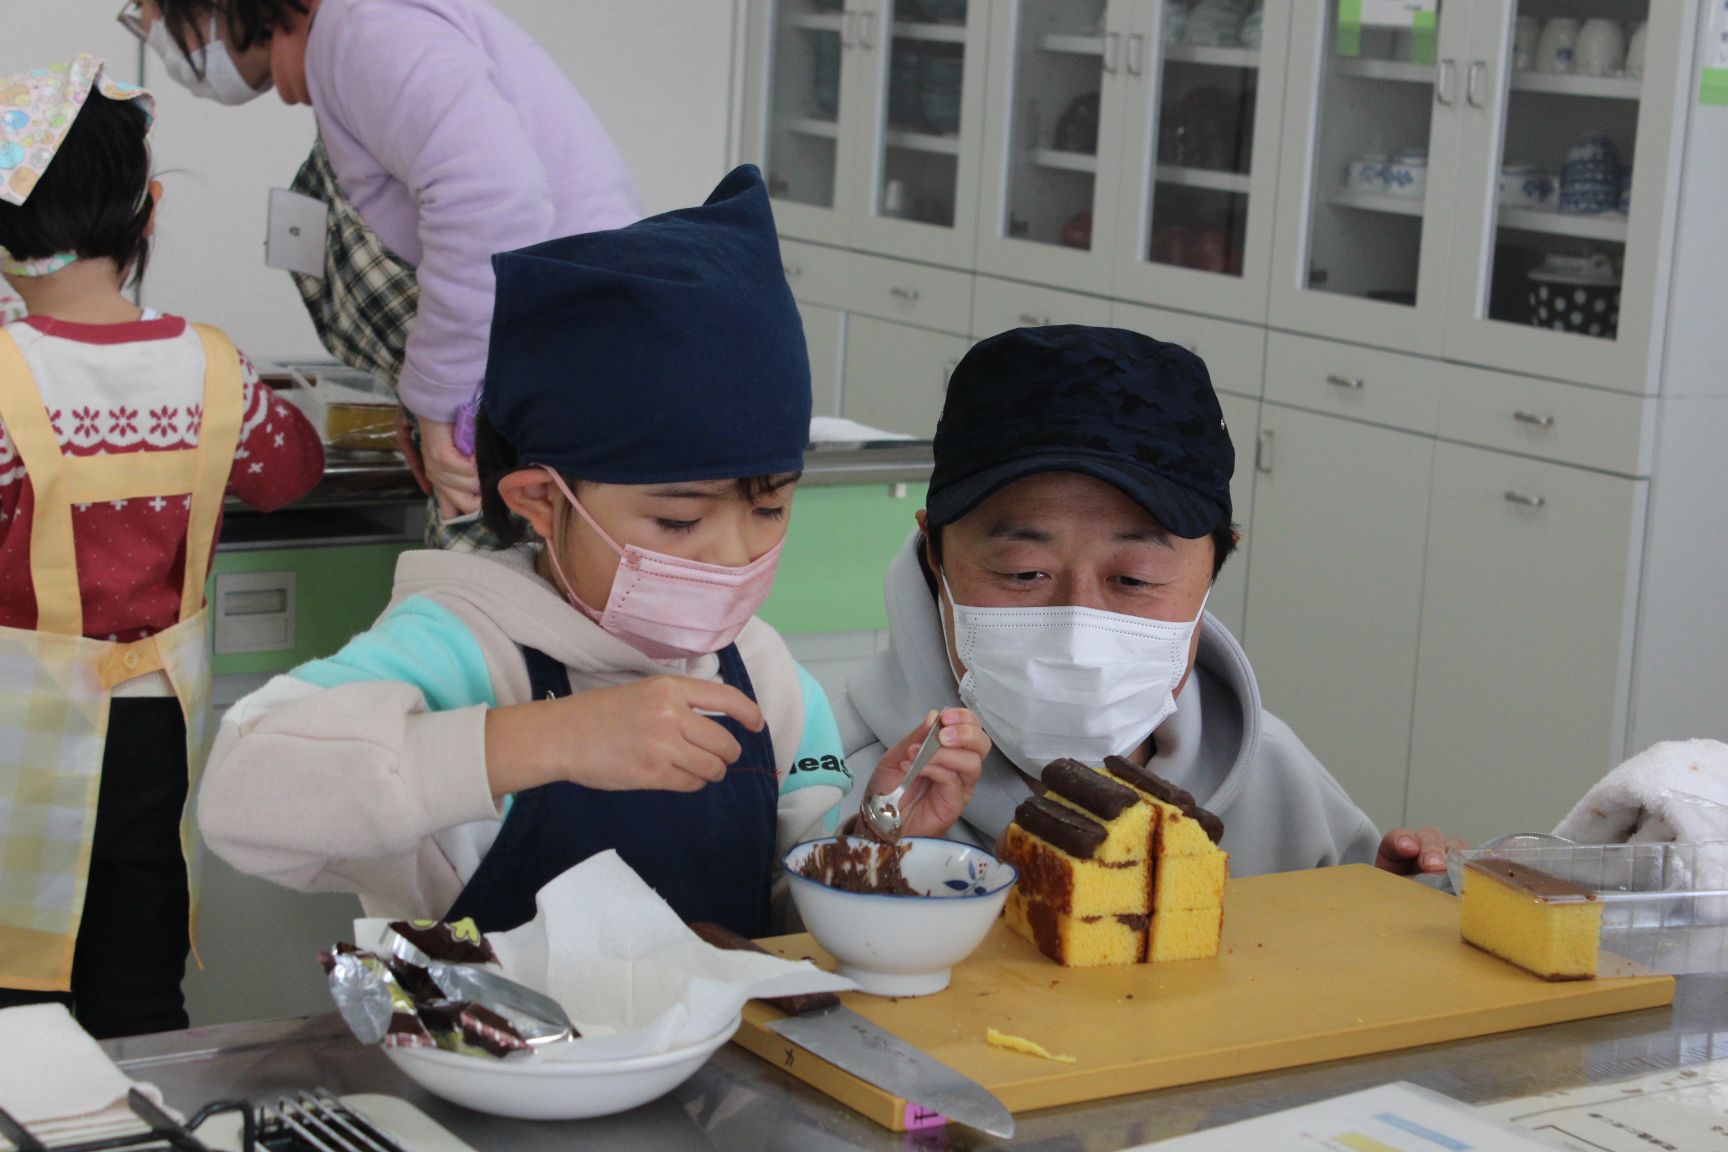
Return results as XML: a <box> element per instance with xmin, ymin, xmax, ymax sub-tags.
<box><xmin>833</xmin><ymin>535</ymin><xmax>1381</xmax><ymax>876</ymax></box>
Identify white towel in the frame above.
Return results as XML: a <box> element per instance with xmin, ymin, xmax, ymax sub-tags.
<box><xmin>1554</xmin><ymin>739</ymin><xmax>1728</xmax><ymax>845</ymax></box>
<box><xmin>0</xmin><ymin>1004</ymin><xmax>168</xmax><ymax>1148</ymax></box>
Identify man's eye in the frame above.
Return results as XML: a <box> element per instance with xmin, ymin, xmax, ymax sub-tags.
<box><xmin>656</xmin><ymin>519</ymin><xmax>699</xmax><ymax>533</ymax></box>
<box><xmin>1010</xmin><ymin>571</ymin><xmax>1045</xmax><ymax>583</ymax></box>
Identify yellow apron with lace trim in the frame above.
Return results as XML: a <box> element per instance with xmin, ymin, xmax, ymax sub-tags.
<box><xmin>0</xmin><ymin>324</ymin><xmax>242</xmax><ymax>992</ymax></box>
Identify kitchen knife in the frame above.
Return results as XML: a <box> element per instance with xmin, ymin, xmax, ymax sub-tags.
<box><xmin>692</xmin><ymin>922</ymin><xmax>1015</xmax><ymax>1139</ymax></box>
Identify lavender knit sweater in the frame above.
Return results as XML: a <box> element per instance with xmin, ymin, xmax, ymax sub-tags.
<box><xmin>306</xmin><ymin>0</ymin><xmax>643</xmax><ymax>422</ymax></box>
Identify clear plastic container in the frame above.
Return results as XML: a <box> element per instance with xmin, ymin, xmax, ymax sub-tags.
<box><xmin>273</xmin><ymin>363</ymin><xmax>400</xmax><ymax>453</ymax></box>
<box><xmin>1451</xmin><ymin>841</ymin><xmax>1728</xmax><ymax>976</ymax></box>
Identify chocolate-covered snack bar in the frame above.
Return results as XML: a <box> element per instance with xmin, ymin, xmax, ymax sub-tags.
<box><xmin>1104</xmin><ymin>755</ymin><xmax>1225</xmax><ymax>844</ymax></box>
<box><xmin>1042</xmin><ymin>759</ymin><xmax>1142</xmax><ymax>822</ymax></box>
<box><xmin>386</xmin><ymin>917</ymin><xmax>499</xmax><ymax>965</ymax></box>
<box><xmin>418</xmin><ymin>1001</ymin><xmax>531</xmax><ymax>1058</ymax></box>
<box><xmin>1014</xmin><ymin>796</ymin><xmax>1109</xmax><ymax>859</ymax></box>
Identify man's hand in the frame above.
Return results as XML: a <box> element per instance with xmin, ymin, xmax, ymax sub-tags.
<box><xmin>1375</xmin><ymin>826</ymin><xmax>1469</xmax><ymax>876</ymax></box>
<box><xmin>861</xmin><ymin>708</ymin><xmax>989</xmax><ymax>839</ymax></box>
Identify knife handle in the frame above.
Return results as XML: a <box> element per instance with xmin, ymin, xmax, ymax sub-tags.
<box><xmin>690</xmin><ymin>921</ymin><xmax>843</xmax><ymax>1015</ymax></box>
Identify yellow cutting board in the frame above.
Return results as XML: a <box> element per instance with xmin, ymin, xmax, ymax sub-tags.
<box><xmin>735</xmin><ymin>864</ymin><xmax>1674</xmax><ymax>1131</ymax></box>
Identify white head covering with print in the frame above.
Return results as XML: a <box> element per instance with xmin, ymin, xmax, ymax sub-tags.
<box><xmin>0</xmin><ymin>54</ymin><xmax>155</xmax><ymax>277</ymax></box>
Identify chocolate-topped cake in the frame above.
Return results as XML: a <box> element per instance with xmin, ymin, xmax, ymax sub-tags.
<box><xmin>1460</xmin><ymin>858</ymin><xmax>1602</xmax><ymax>981</ymax></box>
<box><xmin>999</xmin><ymin>757</ymin><xmax>1229</xmax><ymax>967</ymax></box>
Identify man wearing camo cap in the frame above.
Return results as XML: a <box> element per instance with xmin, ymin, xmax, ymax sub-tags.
<box><xmin>835</xmin><ymin>326</ymin><xmax>1455</xmax><ymax>877</ymax></box>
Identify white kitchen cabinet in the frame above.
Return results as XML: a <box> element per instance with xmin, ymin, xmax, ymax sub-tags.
<box><xmin>840</xmin><ymin>314</ymin><xmax>968</xmax><ymax>434</ymax></box>
<box><xmin>1244</xmin><ymin>404</ymin><xmax>1434</xmax><ymax>834</ymax></box>
<box><xmin>1208</xmin><ymin>390</ymin><xmax>1260</xmax><ymax>642</ymax></box>
<box><xmin>975</xmin><ymin>0</ymin><xmax>1291</xmax><ymax>322</ymax></box>
<box><xmin>1270</xmin><ymin>0</ymin><xmax>1470</xmax><ymax>356</ymax></box>
<box><xmin>799</xmin><ymin>302</ymin><xmax>846</xmax><ymax>416</ymax></box>
<box><xmin>1406</xmin><ymin>445</ymin><xmax>1648</xmax><ymax>843</ymax></box>
<box><xmin>1273</xmin><ymin>0</ymin><xmax>1693</xmax><ymax>390</ymax></box>
<box><xmin>744</xmin><ymin>0</ymin><xmax>990</xmax><ymax>269</ymax></box>
<box><xmin>971</xmin><ymin>275</ymin><xmax>1114</xmax><ymax>337</ymax></box>
<box><xmin>1439</xmin><ymin>0</ymin><xmax>1691</xmax><ymax>392</ymax></box>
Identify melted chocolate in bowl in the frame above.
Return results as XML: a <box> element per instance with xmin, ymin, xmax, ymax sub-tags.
<box><xmin>794</xmin><ymin>836</ymin><xmax>919</xmax><ymax>896</ymax></box>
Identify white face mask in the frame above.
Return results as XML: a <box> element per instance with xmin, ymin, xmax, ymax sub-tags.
<box><xmin>940</xmin><ymin>572</ymin><xmax>1208</xmax><ymax>774</ymax></box>
<box><xmin>147</xmin><ymin>17</ymin><xmax>273</xmax><ymax>106</ymax></box>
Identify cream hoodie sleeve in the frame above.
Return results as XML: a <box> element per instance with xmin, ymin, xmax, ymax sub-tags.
<box><xmin>198</xmin><ymin>675</ymin><xmax>499</xmax><ymax>902</ymax></box>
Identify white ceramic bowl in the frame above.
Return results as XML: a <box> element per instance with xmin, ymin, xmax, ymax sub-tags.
<box><xmin>783</xmin><ymin>837</ymin><xmax>1017</xmax><ymax>997</ymax></box>
<box><xmin>383</xmin><ymin>1013</ymin><xmax>740</xmax><ymax>1121</ymax></box>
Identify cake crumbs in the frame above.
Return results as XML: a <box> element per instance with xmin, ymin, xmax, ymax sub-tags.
<box><xmin>986</xmin><ymin>1027</ymin><xmax>1077</xmax><ymax>1064</ymax></box>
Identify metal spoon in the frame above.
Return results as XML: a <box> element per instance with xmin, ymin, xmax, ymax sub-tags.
<box><xmin>861</xmin><ymin>716</ymin><xmax>945</xmax><ymax>842</ymax></box>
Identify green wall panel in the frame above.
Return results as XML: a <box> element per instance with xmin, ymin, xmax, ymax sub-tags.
<box><xmin>208</xmin><ymin>543</ymin><xmax>411</xmax><ymax>678</ymax></box>
<box><xmin>207</xmin><ymin>482</ymin><xmax>926</xmax><ymax>678</ymax></box>
<box><xmin>758</xmin><ymin>483</ymin><xmax>924</xmax><ymax>636</ymax></box>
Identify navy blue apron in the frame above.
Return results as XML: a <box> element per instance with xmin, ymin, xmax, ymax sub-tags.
<box><xmin>446</xmin><ymin>645</ymin><xmax>778</xmax><ymax>938</ymax></box>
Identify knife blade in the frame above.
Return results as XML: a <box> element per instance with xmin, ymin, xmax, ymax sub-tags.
<box><xmin>692</xmin><ymin>922</ymin><xmax>1014</xmax><ymax>1139</ymax></box>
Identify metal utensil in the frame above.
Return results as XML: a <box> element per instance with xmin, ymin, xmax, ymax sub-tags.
<box><xmin>860</xmin><ymin>717</ymin><xmax>944</xmax><ymax>842</ymax></box>
<box><xmin>692</xmin><ymin>922</ymin><xmax>1015</xmax><ymax>1139</ymax></box>
<box><xmin>261</xmin><ymin>1092</ymin><xmax>409</xmax><ymax>1152</ymax></box>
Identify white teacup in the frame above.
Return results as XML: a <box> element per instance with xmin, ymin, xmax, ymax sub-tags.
<box><xmin>1536</xmin><ymin>17</ymin><xmax>1579</xmax><ymax>75</ymax></box>
<box><xmin>1512</xmin><ymin>16</ymin><xmax>1541</xmax><ymax>72</ymax></box>
<box><xmin>1575</xmin><ymin>19</ymin><xmax>1626</xmax><ymax>78</ymax></box>
<box><xmin>1626</xmin><ymin>23</ymin><xmax>1648</xmax><ymax>80</ymax></box>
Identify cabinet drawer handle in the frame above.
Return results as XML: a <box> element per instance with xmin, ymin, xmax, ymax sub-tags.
<box><xmin>783</xmin><ymin>263</ymin><xmax>802</xmax><ymax>279</ymax></box>
<box><xmin>1466</xmin><ymin>61</ymin><xmax>1489</xmax><ymax>109</ymax></box>
<box><xmin>890</xmin><ymin>286</ymin><xmax>921</xmax><ymax>302</ymax></box>
<box><xmin>1019</xmin><ymin>312</ymin><xmax>1052</xmax><ymax>326</ymax></box>
<box><xmin>1103</xmin><ymin>31</ymin><xmax>1122</xmax><ymax>75</ymax></box>
<box><xmin>1126</xmin><ymin>33</ymin><xmax>1146</xmax><ymax>77</ymax></box>
<box><xmin>858</xmin><ymin>9</ymin><xmax>878</xmax><ymax>50</ymax></box>
<box><xmin>1436</xmin><ymin>59</ymin><xmax>1457</xmax><ymax>106</ymax></box>
<box><xmin>1504</xmin><ymin>491</ymin><xmax>1547</xmax><ymax>509</ymax></box>
<box><xmin>1512</xmin><ymin>410</ymin><xmax>1555</xmax><ymax>429</ymax></box>
<box><xmin>1256</xmin><ymin>429</ymin><xmax>1274</xmax><ymax>475</ymax></box>
<box><xmin>841</xmin><ymin>11</ymin><xmax>858</xmax><ymax>48</ymax></box>
<box><xmin>1326</xmin><ymin>374</ymin><xmax>1365</xmax><ymax>391</ymax></box>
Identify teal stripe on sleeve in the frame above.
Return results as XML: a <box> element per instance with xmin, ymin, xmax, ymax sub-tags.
<box><xmin>782</xmin><ymin>664</ymin><xmax>854</xmax><ymax>799</ymax></box>
<box><xmin>291</xmin><ymin>595</ymin><xmax>497</xmax><ymax>712</ymax></box>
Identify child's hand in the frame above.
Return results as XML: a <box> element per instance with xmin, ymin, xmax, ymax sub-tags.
<box><xmin>1375</xmin><ymin>826</ymin><xmax>1469</xmax><ymax>876</ymax></box>
<box><xmin>860</xmin><ymin>709</ymin><xmax>989</xmax><ymax>839</ymax></box>
<box><xmin>485</xmin><ymin>676</ymin><xmax>765</xmax><ymax>798</ymax></box>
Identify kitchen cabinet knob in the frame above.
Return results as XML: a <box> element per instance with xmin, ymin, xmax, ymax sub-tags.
<box><xmin>1256</xmin><ymin>429</ymin><xmax>1275</xmax><ymax>475</ymax></box>
<box><xmin>1019</xmin><ymin>312</ymin><xmax>1052</xmax><ymax>326</ymax></box>
<box><xmin>1126</xmin><ymin>33</ymin><xmax>1146</xmax><ymax>77</ymax></box>
<box><xmin>841</xmin><ymin>11</ymin><xmax>858</xmax><ymax>47</ymax></box>
<box><xmin>1512</xmin><ymin>410</ymin><xmax>1555</xmax><ymax>429</ymax></box>
<box><xmin>1326</xmin><ymin>374</ymin><xmax>1365</xmax><ymax>391</ymax></box>
<box><xmin>1103</xmin><ymin>32</ymin><xmax>1122</xmax><ymax>75</ymax></box>
<box><xmin>1504</xmin><ymin>491</ymin><xmax>1547</xmax><ymax>509</ymax></box>
<box><xmin>1466</xmin><ymin>61</ymin><xmax>1489</xmax><ymax>108</ymax></box>
<box><xmin>890</xmin><ymin>286</ymin><xmax>921</xmax><ymax>301</ymax></box>
<box><xmin>783</xmin><ymin>263</ymin><xmax>802</xmax><ymax>279</ymax></box>
<box><xmin>1436</xmin><ymin>59</ymin><xmax>1457</xmax><ymax>106</ymax></box>
<box><xmin>859</xmin><ymin>10</ymin><xmax>878</xmax><ymax>50</ymax></box>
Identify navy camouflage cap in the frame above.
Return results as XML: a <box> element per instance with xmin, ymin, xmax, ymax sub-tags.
<box><xmin>926</xmin><ymin>326</ymin><xmax>1234</xmax><ymax>538</ymax></box>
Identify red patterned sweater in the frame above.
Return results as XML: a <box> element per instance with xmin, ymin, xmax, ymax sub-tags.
<box><xmin>0</xmin><ymin>314</ymin><xmax>325</xmax><ymax>642</ymax></box>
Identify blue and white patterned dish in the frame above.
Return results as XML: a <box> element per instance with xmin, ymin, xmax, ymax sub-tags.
<box><xmin>784</xmin><ymin>836</ymin><xmax>1017</xmax><ymax>997</ymax></box>
<box><xmin>1499</xmin><ymin>164</ymin><xmax>1556</xmax><ymax>208</ymax></box>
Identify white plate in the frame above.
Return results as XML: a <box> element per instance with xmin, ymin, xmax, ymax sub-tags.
<box><xmin>382</xmin><ymin>1013</ymin><xmax>740</xmax><ymax>1121</ymax></box>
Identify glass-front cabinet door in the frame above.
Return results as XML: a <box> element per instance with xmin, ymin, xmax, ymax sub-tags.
<box><xmin>849</xmin><ymin>1</ymin><xmax>989</xmax><ymax>267</ymax></box>
<box><xmin>1111</xmin><ymin>1</ymin><xmax>1294</xmax><ymax>323</ymax></box>
<box><xmin>1442</xmin><ymin>0</ymin><xmax>1691</xmax><ymax>392</ymax></box>
<box><xmin>1271</xmin><ymin>0</ymin><xmax>1469</xmax><ymax>356</ymax></box>
<box><xmin>976</xmin><ymin>0</ymin><xmax>1139</xmax><ymax>292</ymax></box>
<box><xmin>745</xmin><ymin>0</ymin><xmax>865</xmax><ymax>245</ymax></box>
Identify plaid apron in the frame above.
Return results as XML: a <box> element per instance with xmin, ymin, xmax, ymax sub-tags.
<box><xmin>0</xmin><ymin>325</ymin><xmax>242</xmax><ymax>992</ymax></box>
<box><xmin>289</xmin><ymin>136</ymin><xmax>505</xmax><ymax>553</ymax></box>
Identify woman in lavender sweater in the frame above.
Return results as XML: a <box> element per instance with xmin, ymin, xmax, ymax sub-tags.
<box><xmin>122</xmin><ymin>0</ymin><xmax>643</xmax><ymax>544</ymax></box>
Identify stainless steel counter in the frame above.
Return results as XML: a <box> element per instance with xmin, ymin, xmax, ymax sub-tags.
<box><xmin>104</xmin><ymin>975</ymin><xmax>1728</xmax><ymax>1151</ymax></box>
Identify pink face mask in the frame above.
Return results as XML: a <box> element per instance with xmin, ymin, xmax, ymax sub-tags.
<box><xmin>539</xmin><ymin>469</ymin><xmax>783</xmax><ymax>661</ymax></box>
